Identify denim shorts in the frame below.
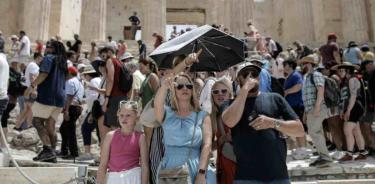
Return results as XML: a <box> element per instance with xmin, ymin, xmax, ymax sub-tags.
<box><xmin>0</xmin><ymin>98</ymin><xmax>8</xmax><ymax>116</ymax></box>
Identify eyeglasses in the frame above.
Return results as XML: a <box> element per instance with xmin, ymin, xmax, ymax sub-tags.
<box><xmin>175</xmin><ymin>83</ymin><xmax>193</xmax><ymax>90</ymax></box>
<box><xmin>212</xmin><ymin>89</ymin><xmax>228</xmax><ymax>95</ymax></box>
<box><xmin>118</xmin><ymin>100</ymin><xmax>139</xmax><ymax>111</ymax></box>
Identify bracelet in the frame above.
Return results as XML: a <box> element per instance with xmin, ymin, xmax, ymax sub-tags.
<box><xmin>105</xmin><ymin>95</ymin><xmax>110</xmax><ymax>98</ymax></box>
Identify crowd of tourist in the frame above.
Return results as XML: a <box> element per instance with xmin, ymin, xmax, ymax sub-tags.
<box><xmin>0</xmin><ymin>20</ymin><xmax>374</xmax><ymax>184</ymax></box>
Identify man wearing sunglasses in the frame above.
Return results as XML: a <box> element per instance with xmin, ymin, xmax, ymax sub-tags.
<box><xmin>222</xmin><ymin>62</ymin><xmax>304</xmax><ymax>184</ymax></box>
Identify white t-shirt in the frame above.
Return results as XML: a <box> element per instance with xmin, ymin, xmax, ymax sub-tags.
<box><xmin>108</xmin><ymin>41</ymin><xmax>118</xmax><ymax>50</ymax></box>
<box><xmin>25</xmin><ymin>61</ymin><xmax>39</xmax><ymax>87</ymax></box>
<box><xmin>65</xmin><ymin>77</ymin><xmax>84</xmax><ymax>104</ymax></box>
<box><xmin>19</xmin><ymin>36</ymin><xmax>31</xmax><ymax>56</ymax></box>
<box><xmin>85</xmin><ymin>77</ymin><xmax>102</xmax><ymax>111</ymax></box>
<box><xmin>268</xmin><ymin>39</ymin><xmax>277</xmax><ymax>52</ymax></box>
<box><xmin>0</xmin><ymin>53</ymin><xmax>9</xmax><ymax>99</ymax></box>
<box><xmin>270</xmin><ymin>58</ymin><xmax>285</xmax><ymax>79</ymax></box>
<box><xmin>132</xmin><ymin>70</ymin><xmax>145</xmax><ymax>91</ymax></box>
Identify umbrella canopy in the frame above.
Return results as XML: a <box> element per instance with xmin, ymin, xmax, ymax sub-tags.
<box><xmin>150</xmin><ymin>25</ymin><xmax>245</xmax><ymax>72</ymax></box>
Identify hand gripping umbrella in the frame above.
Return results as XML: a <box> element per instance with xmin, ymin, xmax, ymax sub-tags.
<box><xmin>150</xmin><ymin>25</ymin><xmax>245</xmax><ymax>72</ymax></box>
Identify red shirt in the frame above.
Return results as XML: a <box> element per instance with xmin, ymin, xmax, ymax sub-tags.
<box><xmin>110</xmin><ymin>57</ymin><xmax>128</xmax><ymax>97</ymax></box>
<box><xmin>36</xmin><ymin>43</ymin><xmax>43</xmax><ymax>54</ymax></box>
<box><xmin>319</xmin><ymin>42</ymin><xmax>339</xmax><ymax>67</ymax></box>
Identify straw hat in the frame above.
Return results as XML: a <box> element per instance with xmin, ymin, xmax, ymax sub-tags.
<box><xmin>331</xmin><ymin>62</ymin><xmax>360</xmax><ymax>71</ymax></box>
<box><xmin>298</xmin><ymin>55</ymin><xmax>318</xmax><ymax>65</ymax></box>
<box><xmin>81</xmin><ymin>64</ymin><xmax>97</xmax><ymax>74</ymax></box>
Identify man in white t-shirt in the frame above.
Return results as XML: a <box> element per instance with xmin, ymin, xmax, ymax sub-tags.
<box><xmin>14</xmin><ymin>53</ymin><xmax>43</xmax><ymax>131</ymax></box>
<box><xmin>107</xmin><ymin>36</ymin><xmax>118</xmax><ymax>51</ymax></box>
<box><xmin>125</xmin><ymin>60</ymin><xmax>145</xmax><ymax>101</ymax></box>
<box><xmin>0</xmin><ymin>44</ymin><xmax>9</xmax><ymax>150</ymax></box>
<box><xmin>18</xmin><ymin>30</ymin><xmax>31</xmax><ymax>64</ymax></box>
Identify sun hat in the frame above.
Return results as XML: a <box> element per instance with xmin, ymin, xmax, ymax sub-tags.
<box><xmin>331</xmin><ymin>62</ymin><xmax>360</xmax><ymax>71</ymax></box>
<box><xmin>81</xmin><ymin>64</ymin><xmax>97</xmax><ymax>74</ymax></box>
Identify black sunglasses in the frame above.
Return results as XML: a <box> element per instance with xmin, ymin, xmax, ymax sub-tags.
<box><xmin>240</xmin><ymin>68</ymin><xmax>260</xmax><ymax>78</ymax></box>
<box><xmin>175</xmin><ymin>83</ymin><xmax>193</xmax><ymax>90</ymax></box>
<box><xmin>212</xmin><ymin>89</ymin><xmax>228</xmax><ymax>95</ymax></box>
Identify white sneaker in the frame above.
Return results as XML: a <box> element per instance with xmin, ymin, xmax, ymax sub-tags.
<box><xmin>292</xmin><ymin>147</ymin><xmax>311</xmax><ymax>160</ymax></box>
<box><xmin>77</xmin><ymin>153</ymin><xmax>94</xmax><ymax>161</ymax></box>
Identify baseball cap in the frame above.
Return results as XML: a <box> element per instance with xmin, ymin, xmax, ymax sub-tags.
<box><xmin>236</xmin><ymin>62</ymin><xmax>262</xmax><ymax>78</ymax></box>
<box><xmin>68</xmin><ymin>66</ymin><xmax>78</xmax><ymax>75</ymax></box>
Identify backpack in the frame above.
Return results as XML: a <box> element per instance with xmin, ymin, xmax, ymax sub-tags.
<box><xmin>275</xmin><ymin>41</ymin><xmax>283</xmax><ymax>53</ymax></box>
<box><xmin>271</xmin><ymin>76</ymin><xmax>284</xmax><ymax>96</ymax></box>
<box><xmin>310</xmin><ymin>73</ymin><xmax>340</xmax><ymax>108</ymax></box>
<box><xmin>118</xmin><ymin>64</ymin><xmax>133</xmax><ymax>94</ymax></box>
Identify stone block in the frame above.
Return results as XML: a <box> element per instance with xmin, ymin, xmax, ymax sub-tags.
<box><xmin>0</xmin><ymin>167</ymin><xmax>78</xmax><ymax>184</ymax></box>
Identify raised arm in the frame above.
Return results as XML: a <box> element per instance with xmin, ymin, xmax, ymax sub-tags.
<box><xmin>154</xmin><ymin>76</ymin><xmax>171</xmax><ymax>123</ymax></box>
<box><xmin>172</xmin><ymin>49</ymin><xmax>202</xmax><ymax>75</ymax></box>
<box><xmin>222</xmin><ymin>77</ymin><xmax>256</xmax><ymax>128</ymax></box>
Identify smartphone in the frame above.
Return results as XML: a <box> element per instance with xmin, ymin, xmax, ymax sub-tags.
<box><xmin>248</xmin><ymin>110</ymin><xmax>259</xmax><ymax>122</ymax></box>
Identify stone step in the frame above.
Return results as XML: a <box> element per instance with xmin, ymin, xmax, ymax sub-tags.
<box><xmin>0</xmin><ymin>167</ymin><xmax>79</xmax><ymax>184</ymax></box>
<box><xmin>288</xmin><ymin>156</ymin><xmax>375</xmax><ymax>181</ymax></box>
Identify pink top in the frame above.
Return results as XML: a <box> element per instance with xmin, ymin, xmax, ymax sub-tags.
<box><xmin>108</xmin><ymin>129</ymin><xmax>142</xmax><ymax>172</ymax></box>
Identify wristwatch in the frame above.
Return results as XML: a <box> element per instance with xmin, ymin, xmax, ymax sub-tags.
<box><xmin>198</xmin><ymin>169</ymin><xmax>206</xmax><ymax>175</ymax></box>
<box><xmin>274</xmin><ymin>119</ymin><xmax>282</xmax><ymax>130</ymax></box>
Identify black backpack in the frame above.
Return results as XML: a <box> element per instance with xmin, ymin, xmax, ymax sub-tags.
<box><xmin>275</xmin><ymin>41</ymin><xmax>283</xmax><ymax>53</ymax></box>
<box><xmin>310</xmin><ymin>73</ymin><xmax>340</xmax><ymax>108</ymax></box>
<box><xmin>118</xmin><ymin>64</ymin><xmax>133</xmax><ymax>94</ymax></box>
<box><xmin>271</xmin><ymin>76</ymin><xmax>284</xmax><ymax>96</ymax></box>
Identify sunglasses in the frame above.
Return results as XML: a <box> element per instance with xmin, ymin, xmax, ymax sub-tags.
<box><xmin>240</xmin><ymin>69</ymin><xmax>260</xmax><ymax>78</ymax></box>
<box><xmin>175</xmin><ymin>83</ymin><xmax>193</xmax><ymax>90</ymax></box>
<box><xmin>212</xmin><ymin>89</ymin><xmax>228</xmax><ymax>95</ymax></box>
<box><xmin>118</xmin><ymin>100</ymin><xmax>139</xmax><ymax>110</ymax></box>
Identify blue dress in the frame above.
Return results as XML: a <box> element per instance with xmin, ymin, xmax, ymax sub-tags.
<box><xmin>158</xmin><ymin>106</ymin><xmax>206</xmax><ymax>183</ymax></box>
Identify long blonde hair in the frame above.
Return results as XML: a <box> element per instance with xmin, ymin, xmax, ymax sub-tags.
<box><xmin>170</xmin><ymin>73</ymin><xmax>200</xmax><ymax>112</ymax></box>
<box><xmin>210</xmin><ymin>78</ymin><xmax>233</xmax><ymax>134</ymax></box>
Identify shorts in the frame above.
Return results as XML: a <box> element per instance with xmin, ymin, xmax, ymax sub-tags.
<box><xmin>32</xmin><ymin>102</ymin><xmax>62</xmax><ymax>121</ymax></box>
<box><xmin>104</xmin><ymin>96</ymin><xmax>127</xmax><ymax>128</ymax></box>
<box><xmin>348</xmin><ymin>102</ymin><xmax>364</xmax><ymax>123</ymax></box>
<box><xmin>18</xmin><ymin>55</ymin><xmax>30</xmax><ymax>64</ymax></box>
<box><xmin>107</xmin><ymin>167</ymin><xmax>141</xmax><ymax>184</ymax></box>
<box><xmin>292</xmin><ymin>106</ymin><xmax>307</xmax><ymax>132</ymax></box>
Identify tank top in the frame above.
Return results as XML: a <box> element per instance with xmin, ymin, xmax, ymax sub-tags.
<box><xmin>108</xmin><ymin>129</ymin><xmax>142</xmax><ymax>172</ymax></box>
<box><xmin>110</xmin><ymin>57</ymin><xmax>128</xmax><ymax>97</ymax></box>
<box><xmin>140</xmin><ymin>74</ymin><xmax>154</xmax><ymax>108</ymax></box>
<box><xmin>340</xmin><ymin>78</ymin><xmax>362</xmax><ymax>112</ymax></box>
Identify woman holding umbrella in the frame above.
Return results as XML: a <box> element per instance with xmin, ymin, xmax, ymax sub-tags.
<box><xmin>154</xmin><ymin>72</ymin><xmax>212</xmax><ymax>184</ymax></box>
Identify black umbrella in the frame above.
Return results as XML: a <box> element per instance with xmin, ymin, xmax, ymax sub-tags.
<box><xmin>149</xmin><ymin>25</ymin><xmax>245</xmax><ymax>72</ymax></box>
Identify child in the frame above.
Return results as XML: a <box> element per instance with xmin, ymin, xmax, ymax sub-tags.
<box><xmin>97</xmin><ymin>101</ymin><xmax>149</xmax><ymax>184</ymax></box>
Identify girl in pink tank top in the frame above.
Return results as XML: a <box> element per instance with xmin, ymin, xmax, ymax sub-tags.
<box><xmin>97</xmin><ymin>101</ymin><xmax>149</xmax><ymax>184</ymax></box>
